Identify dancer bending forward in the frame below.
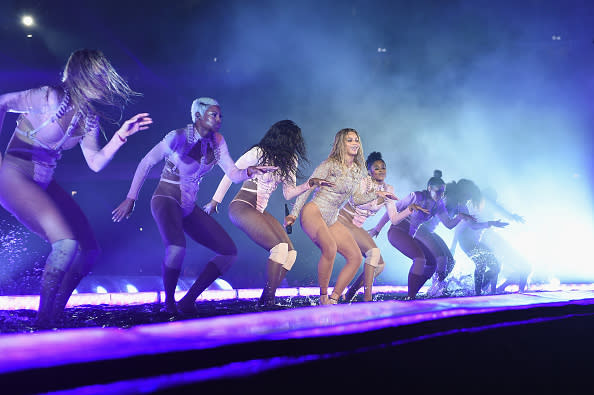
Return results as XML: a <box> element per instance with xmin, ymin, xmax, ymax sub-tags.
<box><xmin>112</xmin><ymin>97</ymin><xmax>274</xmax><ymax>314</ymax></box>
<box><xmin>205</xmin><ymin>120</ymin><xmax>330</xmax><ymax>306</ymax></box>
<box><xmin>0</xmin><ymin>49</ymin><xmax>151</xmax><ymax>326</ymax></box>
<box><xmin>340</xmin><ymin>151</ymin><xmax>425</xmax><ymax>302</ymax></box>
<box><xmin>372</xmin><ymin>170</ymin><xmax>473</xmax><ymax>299</ymax></box>
<box><xmin>286</xmin><ymin>129</ymin><xmax>393</xmax><ymax>305</ymax></box>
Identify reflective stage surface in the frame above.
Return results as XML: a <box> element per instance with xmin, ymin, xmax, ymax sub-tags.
<box><xmin>1</xmin><ymin>288</ymin><xmax>593</xmax><ymax>394</ymax></box>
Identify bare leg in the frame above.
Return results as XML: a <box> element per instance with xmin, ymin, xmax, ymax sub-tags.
<box><xmin>299</xmin><ymin>202</ymin><xmax>337</xmax><ymax>304</ymax></box>
<box><xmin>387</xmin><ymin>223</ymin><xmax>428</xmax><ymax>299</ymax></box>
<box><xmin>228</xmin><ymin>201</ymin><xmax>291</xmax><ymax>305</ymax></box>
<box><xmin>0</xmin><ymin>166</ymin><xmax>83</xmax><ymax>325</ymax></box>
<box><xmin>44</xmin><ymin>181</ymin><xmax>101</xmax><ymax>319</ymax></box>
<box><xmin>162</xmin><ymin>246</ymin><xmax>185</xmax><ymax>313</ymax></box>
<box><xmin>53</xmin><ymin>248</ymin><xmax>99</xmax><ymax>316</ymax></box>
<box><xmin>177</xmin><ymin>206</ymin><xmax>238</xmax><ymax>312</ymax></box>
<box><xmin>342</xmin><ymin>223</ymin><xmax>382</xmax><ymax>302</ymax></box>
<box><xmin>151</xmin><ymin>196</ymin><xmax>187</xmax><ymax>312</ymax></box>
<box><xmin>329</xmin><ymin>221</ymin><xmax>364</xmax><ymax>301</ymax></box>
<box><xmin>345</xmin><ymin>256</ymin><xmax>385</xmax><ymax>302</ymax></box>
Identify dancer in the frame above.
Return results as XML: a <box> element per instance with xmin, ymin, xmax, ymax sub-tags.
<box><xmin>286</xmin><ymin>129</ymin><xmax>394</xmax><ymax>305</ymax></box>
<box><xmin>371</xmin><ymin>170</ymin><xmax>474</xmax><ymax>299</ymax></box>
<box><xmin>0</xmin><ymin>49</ymin><xmax>151</xmax><ymax>326</ymax></box>
<box><xmin>203</xmin><ymin>120</ymin><xmax>331</xmax><ymax>306</ymax></box>
<box><xmin>340</xmin><ymin>152</ymin><xmax>426</xmax><ymax>302</ymax></box>
<box><xmin>479</xmin><ymin>188</ymin><xmax>530</xmax><ymax>292</ymax></box>
<box><xmin>112</xmin><ymin>97</ymin><xmax>275</xmax><ymax>314</ymax></box>
<box><xmin>445</xmin><ymin>182</ymin><xmax>513</xmax><ymax>294</ymax></box>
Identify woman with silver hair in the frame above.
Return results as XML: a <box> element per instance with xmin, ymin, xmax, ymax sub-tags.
<box><xmin>204</xmin><ymin>120</ymin><xmax>331</xmax><ymax>306</ymax></box>
<box><xmin>112</xmin><ymin>97</ymin><xmax>275</xmax><ymax>314</ymax></box>
<box><xmin>286</xmin><ymin>129</ymin><xmax>395</xmax><ymax>305</ymax></box>
<box><xmin>0</xmin><ymin>49</ymin><xmax>152</xmax><ymax>326</ymax></box>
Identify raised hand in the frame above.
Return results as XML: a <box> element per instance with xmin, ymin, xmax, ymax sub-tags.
<box><xmin>116</xmin><ymin>113</ymin><xmax>153</xmax><ymax>140</ymax></box>
<box><xmin>203</xmin><ymin>200</ymin><xmax>219</xmax><ymax>215</ymax></box>
<box><xmin>112</xmin><ymin>198</ymin><xmax>135</xmax><ymax>222</ymax></box>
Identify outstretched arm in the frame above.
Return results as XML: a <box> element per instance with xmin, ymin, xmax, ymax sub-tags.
<box><xmin>206</xmin><ymin>146</ymin><xmax>260</xmax><ymax>214</ymax></box>
<box><xmin>437</xmin><ymin>203</ymin><xmax>465</xmax><ymax>229</ymax></box>
<box><xmin>281</xmin><ymin>157</ymin><xmax>311</xmax><ymax>201</ymax></box>
<box><xmin>288</xmin><ymin>160</ymin><xmax>332</xmax><ymax>220</ymax></box>
<box><xmin>215</xmin><ymin>135</ymin><xmax>277</xmax><ymax>182</ymax></box>
<box><xmin>368</xmin><ymin>211</ymin><xmax>390</xmax><ymax>237</ymax></box>
<box><xmin>382</xmin><ymin>185</ymin><xmax>406</xmax><ymax>225</ymax></box>
<box><xmin>283</xmin><ymin>176</ymin><xmax>334</xmax><ymax>201</ymax></box>
<box><xmin>466</xmin><ymin>219</ymin><xmax>509</xmax><ymax>230</ymax></box>
<box><xmin>81</xmin><ymin>113</ymin><xmax>152</xmax><ymax>172</ymax></box>
<box><xmin>111</xmin><ymin>135</ymin><xmax>170</xmax><ymax>222</ymax></box>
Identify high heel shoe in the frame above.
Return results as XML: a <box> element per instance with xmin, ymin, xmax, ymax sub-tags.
<box><xmin>328</xmin><ymin>293</ymin><xmax>339</xmax><ymax>305</ymax></box>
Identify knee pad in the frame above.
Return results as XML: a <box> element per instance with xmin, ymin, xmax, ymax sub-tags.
<box><xmin>410</xmin><ymin>257</ymin><xmax>427</xmax><ymax>275</ymax></box>
<box><xmin>164</xmin><ymin>245</ymin><xmax>186</xmax><ymax>270</ymax></box>
<box><xmin>364</xmin><ymin>248</ymin><xmax>381</xmax><ymax>268</ymax></box>
<box><xmin>46</xmin><ymin>239</ymin><xmax>79</xmax><ymax>272</ymax></box>
<box><xmin>375</xmin><ymin>258</ymin><xmax>386</xmax><ymax>276</ymax></box>
<box><xmin>283</xmin><ymin>249</ymin><xmax>297</xmax><ymax>271</ymax></box>
<box><xmin>212</xmin><ymin>254</ymin><xmax>236</xmax><ymax>274</ymax></box>
<box><xmin>269</xmin><ymin>242</ymin><xmax>289</xmax><ymax>265</ymax></box>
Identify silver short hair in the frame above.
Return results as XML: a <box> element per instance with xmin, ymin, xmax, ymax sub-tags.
<box><xmin>191</xmin><ymin>97</ymin><xmax>219</xmax><ymax>123</ymax></box>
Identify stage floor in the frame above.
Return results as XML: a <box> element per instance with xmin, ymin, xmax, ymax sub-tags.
<box><xmin>1</xmin><ymin>288</ymin><xmax>594</xmax><ymax>394</ymax></box>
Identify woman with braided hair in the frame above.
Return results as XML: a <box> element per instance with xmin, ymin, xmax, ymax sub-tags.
<box><xmin>0</xmin><ymin>49</ymin><xmax>152</xmax><ymax>326</ymax></box>
<box><xmin>204</xmin><ymin>120</ymin><xmax>331</xmax><ymax>306</ymax></box>
<box><xmin>112</xmin><ymin>97</ymin><xmax>276</xmax><ymax>314</ymax></box>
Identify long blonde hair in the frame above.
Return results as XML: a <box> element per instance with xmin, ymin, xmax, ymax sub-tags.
<box><xmin>61</xmin><ymin>49</ymin><xmax>141</xmax><ymax>123</ymax></box>
<box><xmin>327</xmin><ymin>128</ymin><xmax>366</xmax><ymax>172</ymax></box>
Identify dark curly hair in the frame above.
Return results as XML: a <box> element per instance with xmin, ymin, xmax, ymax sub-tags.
<box><xmin>366</xmin><ymin>151</ymin><xmax>385</xmax><ymax>170</ymax></box>
<box><xmin>445</xmin><ymin>178</ymin><xmax>482</xmax><ymax>210</ymax></box>
<box><xmin>253</xmin><ymin>120</ymin><xmax>308</xmax><ymax>182</ymax></box>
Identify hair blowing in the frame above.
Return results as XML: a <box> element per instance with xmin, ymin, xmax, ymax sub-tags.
<box><xmin>255</xmin><ymin>120</ymin><xmax>308</xmax><ymax>182</ymax></box>
<box><xmin>62</xmin><ymin>49</ymin><xmax>140</xmax><ymax>123</ymax></box>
